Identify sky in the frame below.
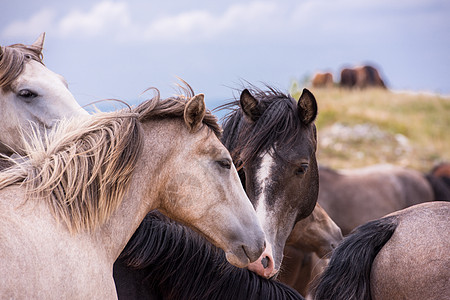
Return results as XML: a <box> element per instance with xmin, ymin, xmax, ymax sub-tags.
<box><xmin>2</xmin><ymin>0</ymin><xmax>450</xmax><ymax>111</ymax></box>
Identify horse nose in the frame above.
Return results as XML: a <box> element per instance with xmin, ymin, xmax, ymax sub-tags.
<box><xmin>247</xmin><ymin>242</ymin><xmax>276</xmax><ymax>278</ymax></box>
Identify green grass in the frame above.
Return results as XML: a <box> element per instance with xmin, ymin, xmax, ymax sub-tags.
<box><xmin>291</xmin><ymin>86</ymin><xmax>450</xmax><ymax>172</ymax></box>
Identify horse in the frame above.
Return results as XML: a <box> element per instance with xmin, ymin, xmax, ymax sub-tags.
<box><xmin>318</xmin><ymin>164</ymin><xmax>437</xmax><ymax>235</ymax></box>
<box><xmin>424</xmin><ymin>162</ymin><xmax>450</xmax><ymax>200</ymax></box>
<box><xmin>279</xmin><ymin>203</ymin><xmax>343</xmax><ymax>297</ymax></box>
<box><xmin>221</xmin><ymin>86</ymin><xmax>319</xmax><ymax>277</ymax></box>
<box><xmin>425</xmin><ymin>172</ymin><xmax>450</xmax><ymax>201</ymax></box>
<box><xmin>339</xmin><ymin>65</ymin><xmax>386</xmax><ymax>89</ymax></box>
<box><xmin>311</xmin><ymin>72</ymin><xmax>334</xmax><ymax>88</ymax></box>
<box><xmin>430</xmin><ymin>162</ymin><xmax>450</xmax><ymax>178</ymax></box>
<box><xmin>0</xmin><ymin>88</ymin><xmax>266</xmax><ymax>299</ymax></box>
<box><xmin>312</xmin><ymin>201</ymin><xmax>450</xmax><ymax>300</ymax></box>
<box><xmin>0</xmin><ymin>33</ymin><xmax>88</xmax><ymax>158</ymax></box>
<box><xmin>113</xmin><ymin>85</ymin><xmax>319</xmax><ymax>298</ymax></box>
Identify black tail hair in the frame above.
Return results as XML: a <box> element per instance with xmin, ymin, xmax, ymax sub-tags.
<box><xmin>425</xmin><ymin>174</ymin><xmax>450</xmax><ymax>201</ymax></box>
<box><xmin>114</xmin><ymin>211</ymin><xmax>304</xmax><ymax>300</ymax></box>
<box><xmin>311</xmin><ymin>216</ymin><xmax>398</xmax><ymax>300</ymax></box>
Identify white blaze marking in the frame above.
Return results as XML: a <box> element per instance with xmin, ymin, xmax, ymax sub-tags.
<box><xmin>255</xmin><ymin>151</ymin><xmax>275</xmax><ymax>235</ymax></box>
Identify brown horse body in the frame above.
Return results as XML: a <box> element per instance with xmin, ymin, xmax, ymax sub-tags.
<box><xmin>318</xmin><ymin>164</ymin><xmax>434</xmax><ymax>235</ymax></box>
<box><xmin>279</xmin><ymin>203</ymin><xmax>343</xmax><ymax>297</ymax></box>
<box><xmin>313</xmin><ymin>201</ymin><xmax>450</xmax><ymax>300</ymax></box>
<box><xmin>340</xmin><ymin>65</ymin><xmax>386</xmax><ymax>89</ymax></box>
<box><xmin>431</xmin><ymin>162</ymin><xmax>450</xmax><ymax>178</ymax></box>
<box><xmin>311</xmin><ymin>72</ymin><xmax>334</xmax><ymax>88</ymax></box>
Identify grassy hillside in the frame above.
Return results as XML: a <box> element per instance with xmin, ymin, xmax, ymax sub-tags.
<box><xmin>290</xmin><ymin>85</ymin><xmax>450</xmax><ymax>172</ymax></box>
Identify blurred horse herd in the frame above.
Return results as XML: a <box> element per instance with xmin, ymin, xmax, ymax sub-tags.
<box><xmin>0</xmin><ymin>34</ymin><xmax>448</xmax><ymax>300</ymax></box>
<box><xmin>311</xmin><ymin>65</ymin><xmax>386</xmax><ymax>89</ymax></box>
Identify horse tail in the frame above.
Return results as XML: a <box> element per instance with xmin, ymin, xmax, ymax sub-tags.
<box><xmin>311</xmin><ymin>216</ymin><xmax>398</xmax><ymax>300</ymax></box>
<box><xmin>424</xmin><ymin>174</ymin><xmax>450</xmax><ymax>201</ymax></box>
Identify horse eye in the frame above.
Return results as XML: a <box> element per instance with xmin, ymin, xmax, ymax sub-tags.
<box><xmin>217</xmin><ymin>159</ymin><xmax>232</xmax><ymax>170</ymax></box>
<box><xmin>295</xmin><ymin>164</ymin><xmax>309</xmax><ymax>175</ymax></box>
<box><xmin>18</xmin><ymin>89</ymin><xmax>38</xmax><ymax>100</ymax></box>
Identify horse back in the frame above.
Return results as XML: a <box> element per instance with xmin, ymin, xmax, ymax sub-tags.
<box><xmin>311</xmin><ymin>215</ymin><xmax>398</xmax><ymax>300</ymax></box>
<box><xmin>371</xmin><ymin>202</ymin><xmax>450</xmax><ymax>300</ymax></box>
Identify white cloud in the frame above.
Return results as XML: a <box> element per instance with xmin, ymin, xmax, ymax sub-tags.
<box><xmin>2</xmin><ymin>8</ymin><xmax>56</xmax><ymax>38</ymax></box>
<box><xmin>2</xmin><ymin>0</ymin><xmax>448</xmax><ymax>45</ymax></box>
<box><xmin>58</xmin><ymin>1</ymin><xmax>131</xmax><ymax>37</ymax></box>
<box><xmin>139</xmin><ymin>1</ymin><xmax>280</xmax><ymax>42</ymax></box>
<box><xmin>2</xmin><ymin>1</ymin><xmax>282</xmax><ymax>43</ymax></box>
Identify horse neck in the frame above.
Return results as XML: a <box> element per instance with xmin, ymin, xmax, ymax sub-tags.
<box><xmin>94</xmin><ymin>121</ymin><xmax>177</xmax><ymax>262</ymax></box>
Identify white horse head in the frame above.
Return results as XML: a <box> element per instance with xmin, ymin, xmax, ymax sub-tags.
<box><xmin>0</xmin><ymin>33</ymin><xmax>88</xmax><ymax>155</ymax></box>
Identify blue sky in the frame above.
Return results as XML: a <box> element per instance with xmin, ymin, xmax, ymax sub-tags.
<box><xmin>2</xmin><ymin>0</ymin><xmax>450</xmax><ymax>110</ymax></box>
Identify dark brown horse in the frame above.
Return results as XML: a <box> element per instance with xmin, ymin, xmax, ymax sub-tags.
<box><xmin>221</xmin><ymin>86</ymin><xmax>319</xmax><ymax>277</ymax></box>
<box><xmin>340</xmin><ymin>65</ymin><xmax>386</xmax><ymax>89</ymax></box>
<box><xmin>430</xmin><ymin>162</ymin><xmax>450</xmax><ymax>177</ymax></box>
<box><xmin>318</xmin><ymin>164</ymin><xmax>439</xmax><ymax>235</ymax></box>
<box><xmin>425</xmin><ymin>162</ymin><xmax>450</xmax><ymax>201</ymax></box>
<box><xmin>312</xmin><ymin>201</ymin><xmax>450</xmax><ymax>300</ymax></box>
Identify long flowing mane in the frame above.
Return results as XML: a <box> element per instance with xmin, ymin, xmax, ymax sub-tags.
<box><xmin>0</xmin><ymin>43</ymin><xmax>44</xmax><ymax>91</ymax></box>
<box><xmin>219</xmin><ymin>85</ymin><xmax>306</xmax><ymax>167</ymax></box>
<box><xmin>0</xmin><ymin>86</ymin><xmax>220</xmax><ymax>233</ymax></box>
<box><xmin>117</xmin><ymin>212</ymin><xmax>303</xmax><ymax>300</ymax></box>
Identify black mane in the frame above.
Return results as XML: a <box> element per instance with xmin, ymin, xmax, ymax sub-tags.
<box><xmin>115</xmin><ymin>212</ymin><xmax>304</xmax><ymax>300</ymax></box>
<box><xmin>220</xmin><ymin>86</ymin><xmax>304</xmax><ymax>167</ymax></box>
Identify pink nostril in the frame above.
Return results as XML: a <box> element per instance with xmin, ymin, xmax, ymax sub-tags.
<box><xmin>247</xmin><ymin>242</ymin><xmax>276</xmax><ymax>278</ymax></box>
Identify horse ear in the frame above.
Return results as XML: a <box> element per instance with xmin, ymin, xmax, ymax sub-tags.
<box><xmin>184</xmin><ymin>93</ymin><xmax>206</xmax><ymax>132</ymax></box>
<box><xmin>240</xmin><ymin>89</ymin><xmax>260</xmax><ymax>122</ymax></box>
<box><xmin>297</xmin><ymin>88</ymin><xmax>318</xmax><ymax>125</ymax></box>
<box><xmin>32</xmin><ymin>32</ymin><xmax>45</xmax><ymax>54</ymax></box>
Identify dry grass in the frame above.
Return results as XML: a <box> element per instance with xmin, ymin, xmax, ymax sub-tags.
<box><xmin>291</xmin><ymin>86</ymin><xmax>450</xmax><ymax>172</ymax></box>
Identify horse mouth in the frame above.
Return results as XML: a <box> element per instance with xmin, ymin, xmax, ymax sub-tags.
<box><xmin>225</xmin><ymin>248</ymin><xmax>250</xmax><ymax>268</ymax></box>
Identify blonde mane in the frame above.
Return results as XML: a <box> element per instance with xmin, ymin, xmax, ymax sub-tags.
<box><xmin>0</xmin><ymin>43</ymin><xmax>43</xmax><ymax>92</ymax></box>
<box><xmin>0</xmin><ymin>87</ymin><xmax>220</xmax><ymax>233</ymax></box>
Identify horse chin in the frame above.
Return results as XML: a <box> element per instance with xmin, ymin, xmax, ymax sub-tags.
<box><xmin>225</xmin><ymin>250</ymin><xmax>250</xmax><ymax>268</ymax></box>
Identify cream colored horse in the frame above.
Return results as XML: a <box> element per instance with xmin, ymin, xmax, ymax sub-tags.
<box><xmin>0</xmin><ymin>33</ymin><xmax>87</xmax><ymax>157</ymax></box>
<box><xmin>0</xmin><ymin>91</ymin><xmax>266</xmax><ymax>299</ymax></box>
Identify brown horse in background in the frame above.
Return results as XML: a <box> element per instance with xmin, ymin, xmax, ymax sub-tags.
<box><xmin>279</xmin><ymin>203</ymin><xmax>343</xmax><ymax>297</ymax></box>
<box><xmin>311</xmin><ymin>72</ymin><xmax>334</xmax><ymax>88</ymax></box>
<box><xmin>430</xmin><ymin>162</ymin><xmax>450</xmax><ymax>178</ymax></box>
<box><xmin>318</xmin><ymin>164</ymin><xmax>436</xmax><ymax>235</ymax></box>
<box><xmin>313</xmin><ymin>201</ymin><xmax>449</xmax><ymax>300</ymax></box>
<box><xmin>340</xmin><ymin>65</ymin><xmax>386</xmax><ymax>89</ymax></box>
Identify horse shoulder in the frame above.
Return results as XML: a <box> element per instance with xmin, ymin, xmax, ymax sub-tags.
<box><xmin>0</xmin><ymin>187</ymin><xmax>115</xmax><ymax>299</ymax></box>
